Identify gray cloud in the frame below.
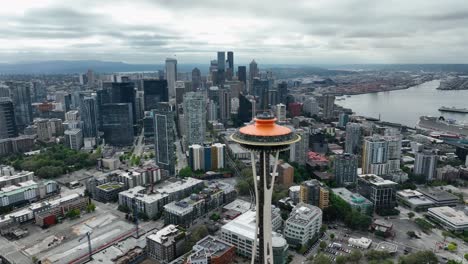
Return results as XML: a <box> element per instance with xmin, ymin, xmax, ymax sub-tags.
<box><xmin>0</xmin><ymin>0</ymin><xmax>468</xmax><ymax>64</ymax></box>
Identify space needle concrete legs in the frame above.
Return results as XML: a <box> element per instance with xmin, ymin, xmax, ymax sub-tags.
<box><xmin>250</xmin><ymin>150</ymin><xmax>280</xmax><ymax>264</ymax></box>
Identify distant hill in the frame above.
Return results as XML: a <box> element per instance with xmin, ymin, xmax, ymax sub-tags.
<box><xmin>0</xmin><ymin>60</ymin><xmax>207</xmax><ymax>75</ymax></box>
<box><xmin>329</xmin><ymin>64</ymin><xmax>468</xmax><ymax>73</ymax></box>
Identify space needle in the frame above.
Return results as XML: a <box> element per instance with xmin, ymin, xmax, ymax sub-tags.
<box><xmin>231</xmin><ymin>112</ymin><xmax>300</xmax><ymax>264</ymax></box>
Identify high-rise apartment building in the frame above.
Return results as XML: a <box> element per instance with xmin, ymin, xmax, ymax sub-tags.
<box><xmin>183</xmin><ymin>92</ymin><xmax>206</xmax><ymax>147</ymax></box>
<box><xmin>345</xmin><ymin>123</ymin><xmax>361</xmax><ymax>154</ymax></box>
<box><xmin>300</xmin><ymin>179</ymin><xmax>329</xmax><ymax>209</ymax></box>
<box><xmin>362</xmin><ymin>135</ymin><xmax>389</xmax><ymax>176</ymax></box>
<box><xmin>357</xmin><ymin>174</ymin><xmax>397</xmax><ymax>210</ymax></box>
<box><xmin>323</xmin><ymin>94</ymin><xmax>335</xmax><ymax>119</ymax></box>
<box><xmin>218</xmin><ymin>88</ymin><xmax>231</xmax><ymax>122</ymax></box>
<box><xmin>143</xmin><ymin>79</ymin><xmax>169</xmax><ymax>111</ymax></box>
<box><xmin>154</xmin><ymin>102</ymin><xmax>175</xmax><ymax>174</ymax></box>
<box><xmin>290</xmin><ymin>128</ymin><xmax>310</xmax><ymax>165</ymax></box>
<box><xmin>248</xmin><ymin>60</ymin><xmax>259</xmax><ymax>93</ymax></box>
<box><xmin>0</xmin><ymin>98</ymin><xmax>18</xmax><ymax>139</ymax></box>
<box><xmin>414</xmin><ymin>150</ymin><xmax>438</xmax><ymax>181</ymax></box>
<box><xmin>386</xmin><ymin>135</ymin><xmax>402</xmax><ymax>173</ymax></box>
<box><xmin>165</xmin><ymin>58</ymin><xmax>177</xmax><ymax>98</ymax></box>
<box><xmin>334</xmin><ymin>153</ymin><xmax>358</xmax><ymax>186</ymax></box>
<box><xmin>147</xmin><ymin>225</ymin><xmax>186</xmax><ymax>263</ymax></box>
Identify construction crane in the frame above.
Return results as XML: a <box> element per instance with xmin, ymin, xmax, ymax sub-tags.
<box><xmin>78</xmin><ymin>231</ymin><xmax>93</xmax><ymax>262</ymax></box>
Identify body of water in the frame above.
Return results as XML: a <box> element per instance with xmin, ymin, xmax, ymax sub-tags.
<box><xmin>336</xmin><ymin>80</ymin><xmax>468</xmax><ymax>127</ymax></box>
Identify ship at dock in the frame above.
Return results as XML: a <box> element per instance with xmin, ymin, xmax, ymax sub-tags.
<box><xmin>438</xmin><ymin>106</ymin><xmax>468</xmax><ymax>113</ymax></box>
<box><xmin>418</xmin><ymin>116</ymin><xmax>468</xmax><ymax>137</ymax></box>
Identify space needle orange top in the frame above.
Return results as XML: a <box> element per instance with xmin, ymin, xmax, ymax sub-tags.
<box><xmin>231</xmin><ymin>112</ymin><xmax>301</xmax><ymax>149</ymax></box>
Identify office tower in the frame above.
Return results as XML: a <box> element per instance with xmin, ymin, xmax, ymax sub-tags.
<box><xmin>226</xmin><ymin>51</ymin><xmax>234</xmax><ymax>81</ymax></box>
<box><xmin>7</xmin><ymin>82</ymin><xmax>32</xmax><ymax>131</ymax></box>
<box><xmin>80</xmin><ymin>96</ymin><xmax>99</xmax><ymax>138</ymax></box>
<box><xmin>345</xmin><ymin>123</ymin><xmax>362</xmax><ymax>155</ymax></box>
<box><xmin>143</xmin><ymin>111</ymin><xmax>155</xmax><ymax>141</ymax></box>
<box><xmin>357</xmin><ymin>174</ymin><xmax>397</xmax><ymax>210</ymax></box>
<box><xmin>414</xmin><ymin>150</ymin><xmax>438</xmax><ymax>181</ymax></box>
<box><xmin>276</xmin><ymin>103</ymin><xmax>286</xmax><ymax>122</ymax></box>
<box><xmin>207</xmin><ymin>100</ymin><xmax>218</xmax><ymax>122</ymax></box>
<box><xmin>386</xmin><ymin>136</ymin><xmax>402</xmax><ymax>173</ymax></box>
<box><xmin>277</xmin><ymin>82</ymin><xmax>288</xmax><ymax>105</ymax></box>
<box><xmin>191</xmin><ymin>67</ymin><xmax>201</xmax><ymax>90</ymax></box>
<box><xmin>86</xmin><ymin>69</ymin><xmax>95</xmax><ymax>86</ymax></box>
<box><xmin>334</xmin><ymin>153</ymin><xmax>358</xmax><ymax>186</ymax></box>
<box><xmin>362</xmin><ymin>135</ymin><xmax>389</xmax><ymax>176</ymax></box>
<box><xmin>252</xmin><ymin>78</ymin><xmax>269</xmax><ymax>110</ymax></box>
<box><xmin>290</xmin><ymin>128</ymin><xmax>309</xmax><ymax>165</ymax></box>
<box><xmin>55</xmin><ymin>91</ymin><xmax>72</xmax><ymax>112</ymax></box>
<box><xmin>283</xmin><ymin>203</ymin><xmax>322</xmax><ymax>248</ymax></box>
<box><xmin>153</xmin><ymin>102</ymin><xmax>175</xmax><ymax>174</ymax></box>
<box><xmin>110</xmin><ymin>82</ymin><xmax>136</xmax><ymax>124</ymax></box>
<box><xmin>237</xmin><ymin>66</ymin><xmax>247</xmax><ymax>87</ymax></box>
<box><xmin>165</xmin><ymin>58</ymin><xmax>177</xmax><ymax>98</ymax></box>
<box><xmin>218</xmin><ymin>88</ymin><xmax>231</xmax><ymax>122</ymax></box>
<box><xmin>338</xmin><ymin>113</ymin><xmax>349</xmax><ymax>127</ymax></box>
<box><xmin>248</xmin><ymin>60</ymin><xmax>259</xmax><ymax>93</ymax></box>
<box><xmin>303</xmin><ymin>97</ymin><xmax>319</xmax><ymax>116</ymax></box>
<box><xmin>217</xmin><ymin>51</ymin><xmax>225</xmax><ymax>84</ymax></box>
<box><xmin>31</xmin><ymin>81</ymin><xmax>47</xmax><ymax>103</ymax></box>
<box><xmin>231</xmin><ymin>113</ymin><xmax>300</xmax><ymax>264</ymax></box>
<box><xmin>101</xmin><ymin>103</ymin><xmax>134</xmax><ymax>146</ymax></box>
<box><xmin>0</xmin><ymin>98</ymin><xmax>18</xmax><ymax>139</ymax></box>
<box><xmin>143</xmin><ymin>79</ymin><xmax>169</xmax><ymax>111</ymax></box>
<box><xmin>135</xmin><ymin>90</ymin><xmax>145</xmax><ymax>121</ymax></box>
<box><xmin>323</xmin><ymin>94</ymin><xmax>335</xmax><ymax>119</ymax></box>
<box><xmin>64</xmin><ymin>129</ymin><xmax>83</xmax><ymax>150</ymax></box>
<box><xmin>183</xmin><ymin>92</ymin><xmax>206</xmax><ymax>146</ymax></box>
<box><xmin>238</xmin><ymin>94</ymin><xmax>256</xmax><ymax>123</ymax></box>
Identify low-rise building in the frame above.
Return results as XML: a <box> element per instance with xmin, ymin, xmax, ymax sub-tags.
<box><xmin>332</xmin><ymin>188</ymin><xmax>373</xmax><ymax>214</ymax></box>
<box><xmin>277</xmin><ymin>162</ymin><xmax>294</xmax><ymax>187</ymax></box>
<box><xmin>186</xmin><ymin>236</ymin><xmax>236</xmax><ymax>264</ymax></box>
<box><xmin>0</xmin><ymin>166</ymin><xmax>34</xmax><ymax>188</ymax></box>
<box><xmin>94</xmin><ymin>182</ymin><xmax>125</xmax><ymax>203</ymax></box>
<box><xmin>220</xmin><ymin>210</ymin><xmax>288</xmax><ymax>264</ymax></box>
<box><xmin>35</xmin><ymin>194</ymin><xmax>89</xmax><ymax>227</ymax></box>
<box><xmin>348</xmin><ymin>237</ymin><xmax>372</xmax><ymax>249</ymax></box>
<box><xmin>418</xmin><ymin>187</ymin><xmax>460</xmax><ymax>207</ymax></box>
<box><xmin>283</xmin><ymin>203</ymin><xmax>322</xmax><ymax>248</ymax></box>
<box><xmin>146</xmin><ymin>225</ymin><xmax>187</xmax><ymax>263</ymax></box>
<box><xmin>396</xmin><ymin>189</ymin><xmax>435</xmax><ymax>211</ymax></box>
<box><xmin>0</xmin><ymin>180</ymin><xmax>59</xmax><ymax>208</ymax></box>
<box><xmin>427</xmin><ymin>206</ymin><xmax>468</xmax><ymax>231</ymax></box>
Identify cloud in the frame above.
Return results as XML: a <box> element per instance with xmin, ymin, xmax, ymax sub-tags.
<box><xmin>0</xmin><ymin>0</ymin><xmax>467</xmax><ymax>64</ymax></box>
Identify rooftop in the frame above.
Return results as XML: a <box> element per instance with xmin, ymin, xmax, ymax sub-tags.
<box><xmin>287</xmin><ymin>203</ymin><xmax>322</xmax><ymax>226</ymax></box>
<box><xmin>147</xmin><ymin>224</ymin><xmax>184</xmax><ymax>246</ymax></box>
<box><xmin>418</xmin><ymin>187</ymin><xmax>460</xmax><ymax>202</ymax></box>
<box><xmin>189</xmin><ymin>235</ymin><xmax>234</xmax><ymax>261</ymax></box>
<box><xmin>358</xmin><ymin>174</ymin><xmax>397</xmax><ymax>186</ymax></box>
<box><xmin>332</xmin><ymin>188</ymin><xmax>372</xmax><ymax>205</ymax></box>
<box><xmin>223</xmin><ymin>199</ymin><xmax>252</xmax><ymax>214</ymax></box>
<box><xmin>97</xmin><ymin>182</ymin><xmax>125</xmax><ymax>191</ymax></box>
<box><xmin>375</xmin><ymin>242</ymin><xmax>398</xmax><ymax>253</ymax></box>
<box><xmin>428</xmin><ymin>206</ymin><xmax>468</xmax><ymax>225</ymax></box>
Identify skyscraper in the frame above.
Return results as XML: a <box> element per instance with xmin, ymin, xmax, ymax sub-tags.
<box><xmin>237</xmin><ymin>66</ymin><xmax>247</xmax><ymax>88</ymax></box>
<box><xmin>183</xmin><ymin>92</ymin><xmax>206</xmax><ymax>147</ymax></box>
<box><xmin>248</xmin><ymin>60</ymin><xmax>259</xmax><ymax>93</ymax></box>
<box><xmin>323</xmin><ymin>94</ymin><xmax>335</xmax><ymax>119</ymax></box>
<box><xmin>191</xmin><ymin>67</ymin><xmax>201</xmax><ymax>90</ymax></box>
<box><xmin>414</xmin><ymin>150</ymin><xmax>438</xmax><ymax>181</ymax></box>
<box><xmin>31</xmin><ymin>81</ymin><xmax>47</xmax><ymax>103</ymax></box>
<box><xmin>101</xmin><ymin>103</ymin><xmax>134</xmax><ymax>146</ymax></box>
<box><xmin>0</xmin><ymin>98</ymin><xmax>18</xmax><ymax>139</ymax></box>
<box><xmin>277</xmin><ymin>82</ymin><xmax>288</xmax><ymax>105</ymax></box>
<box><xmin>345</xmin><ymin>123</ymin><xmax>362</xmax><ymax>155</ymax></box>
<box><xmin>252</xmin><ymin>78</ymin><xmax>269</xmax><ymax>109</ymax></box>
<box><xmin>110</xmin><ymin>82</ymin><xmax>136</xmax><ymax>124</ymax></box>
<box><xmin>217</xmin><ymin>52</ymin><xmax>226</xmax><ymax>84</ymax></box>
<box><xmin>231</xmin><ymin>113</ymin><xmax>300</xmax><ymax>264</ymax></box>
<box><xmin>334</xmin><ymin>153</ymin><xmax>358</xmax><ymax>186</ymax></box>
<box><xmin>154</xmin><ymin>102</ymin><xmax>175</xmax><ymax>174</ymax></box>
<box><xmin>227</xmin><ymin>51</ymin><xmax>234</xmax><ymax>81</ymax></box>
<box><xmin>143</xmin><ymin>79</ymin><xmax>169</xmax><ymax>111</ymax></box>
<box><xmin>290</xmin><ymin>127</ymin><xmax>310</xmax><ymax>165</ymax></box>
<box><xmin>362</xmin><ymin>135</ymin><xmax>389</xmax><ymax>176</ymax></box>
<box><xmin>165</xmin><ymin>58</ymin><xmax>177</xmax><ymax>98</ymax></box>
<box><xmin>238</xmin><ymin>94</ymin><xmax>256</xmax><ymax>123</ymax></box>
<box><xmin>7</xmin><ymin>81</ymin><xmax>32</xmax><ymax>131</ymax></box>
<box><xmin>386</xmin><ymin>135</ymin><xmax>402</xmax><ymax>173</ymax></box>
<box><xmin>80</xmin><ymin>96</ymin><xmax>99</xmax><ymax>138</ymax></box>
<box><xmin>218</xmin><ymin>88</ymin><xmax>231</xmax><ymax>123</ymax></box>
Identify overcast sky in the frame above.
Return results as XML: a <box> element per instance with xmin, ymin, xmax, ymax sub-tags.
<box><xmin>1</xmin><ymin>0</ymin><xmax>468</xmax><ymax>64</ymax></box>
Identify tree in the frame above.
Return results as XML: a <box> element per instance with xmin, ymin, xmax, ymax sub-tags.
<box><xmin>335</xmin><ymin>256</ymin><xmax>347</xmax><ymax>264</ymax></box>
<box><xmin>66</xmin><ymin>209</ymin><xmax>80</xmax><ymax>219</ymax></box>
<box><xmin>319</xmin><ymin>241</ymin><xmax>327</xmax><ymax>251</ymax></box>
<box><xmin>406</xmin><ymin>231</ymin><xmax>418</xmax><ymax>239</ymax></box>
<box><xmin>366</xmin><ymin>250</ymin><xmax>391</xmax><ymax>261</ymax></box>
<box><xmin>118</xmin><ymin>205</ymin><xmax>130</xmax><ymax>213</ymax></box>
<box><xmin>86</xmin><ymin>203</ymin><xmax>96</xmax><ymax>213</ymax></box>
<box><xmin>313</xmin><ymin>253</ymin><xmax>332</xmax><ymax>264</ymax></box>
<box><xmin>398</xmin><ymin>250</ymin><xmax>438</xmax><ymax>264</ymax></box>
<box><xmin>349</xmin><ymin>250</ymin><xmax>362</xmax><ymax>263</ymax></box>
<box><xmin>407</xmin><ymin>212</ymin><xmax>415</xmax><ymax>219</ymax></box>
<box><xmin>320</xmin><ymin>225</ymin><xmax>327</xmax><ymax>234</ymax></box>
<box><xmin>179</xmin><ymin>166</ymin><xmax>193</xmax><ymax>178</ymax></box>
<box><xmin>329</xmin><ymin>233</ymin><xmax>335</xmax><ymax>240</ymax></box>
<box><xmin>447</xmin><ymin>242</ymin><xmax>457</xmax><ymax>251</ymax></box>
<box><xmin>446</xmin><ymin>260</ymin><xmax>462</xmax><ymax>264</ymax></box>
<box><xmin>465</xmin><ymin>253</ymin><xmax>468</xmax><ymax>261</ymax></box>
<box><xmin>210</xmin><ymin>213</ymin><xmax>220</xmax><ymax>221</ymax></box>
